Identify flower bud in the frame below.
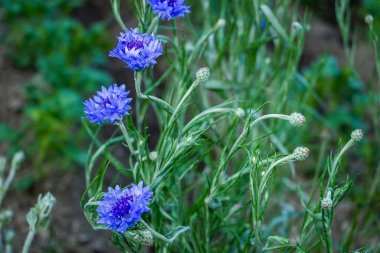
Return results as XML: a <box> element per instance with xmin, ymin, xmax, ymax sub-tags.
<box><xmin>4</xmin><ymin>229</ymin><xmax>15</xmax><ymax>244</ymax></box>
<box><xmin>365</xmin><ymin>14</ymin><xmax>374</xmax><ymax>25</ymax></box>
<box><xmin>321</xmin><ymin>190</ymin><xmax>332</xmax><ymax>209</ymax></box>
<box><xmin>196</xmin><ymin>67</ymin><xmax>210</xmax><ymax>82</ymax></box>
<box><xmin>11</xmin><ymin>151</ymin><xmax>25</xmax><ymax>171</ymax></box>
<box><xmin>292</xmin><ymin>22</ymin><xmax>303</xmax><ymax>32</ymax></box>
<box><xmin>127</xmin><ymin>229</ymin><xmax>154</xmax><ymax>246</ymax></box>
<box><xmin>27</xmin><ymin>192</ymin><xmax>56</xmax><ymax>232</ymax></box>
<box><xmin>0</xmin><ymin>156</ymin><xmax>6</xmax><ymax>177</ymax></box>
<box><xmin>149</xmin><ymin>151</ymin><xmax>158</xmax><ymax>161</ymax></box>
<box><xmin>293</xmin><ymin>146</ymin><xmax>309</xmax><ymax>161</ymax></box>
<box><xmin>321</xmin><ymin>197</ymin><xmax>332</xmax><ymax>209</ymax></box>
<box><xmin>0</xmin><ymin>210</ymin><xmax>13</xmax><ymax>226</ymax></box>
<box><xmin>351</xmin><ymin>129</ymin><xmax>363</xmax><ymax>142</ymax></box>
<box><xmin>217</xmin><ymin>19</ymin><xmax>226</xmax><ymax>27</ymax></box>
<box><xmin>289</xmin><ymin>112</ymin><xmax>306</xmax><ymax>127</ymax></box>
<box><xmin>235</xmin><ymin>108</ymin><xmax>245</xmax><ymax>118</ymax></box>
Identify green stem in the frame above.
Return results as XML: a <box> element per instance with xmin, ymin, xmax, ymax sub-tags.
<box><xmin>167</xmin><ymin>79</ymin><xmax>200</xmax><ymax>130</ymax></box>
<box><xmin>111</xmin><ymin>0</ymin><xmax>126</xmax><ymax>30</ymax></box>
<box><xmin>134</xmin><ymin>72</ymin><xmax>174</xmax><ymax>114</ymax></box>
<box><xmin>140</xmin><ymin>220</ymin><xmax>190</xmax><ymax>244</ymax></box>
<box><xmin>86</xmin><ymin>136</ymin><xmax>124</xmax><ymax>187</ymax></box>
<box><xmin>209</xmin><ymin>113</ymin><xmax>293</xmax><ymax>197</ymax></box>
<box><xmin>147</xmin><ymin>16</ymin><xmax>159</xmax><ymax>34</ymax></box>
<box><xmin>205</xmin><ymin>200</ymin><xmax>211</xmax><ymax>253</ymax></box>
<box><xmin>259</xmin><ymin>154</ymin><xmax>294</xmax><ymax>195</ymax></box>
<box><xmin>21</xmin><ymin>230</ymin><xmax>35</xmax><ymax>253</ymax></box>
<box><xmin>330</xmin><ymin>139</ymin><xmax>354</xmax><ymax>184</ymax></box>
<box><xmin>116</xmin><ymin>121</ymin><xmax>138</xmax><ymax>155</ymax></box>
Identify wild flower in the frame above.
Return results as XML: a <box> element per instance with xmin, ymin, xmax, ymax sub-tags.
<box><xmin>96</xmin><ymin>183</ymin><xmax>153</xmax><ymax>233</ymax></box>
<box><xmin>109</xmin><ymin>29</ymin><xmax>162</xmax><ymax>71</ymax></box>
<box><xmin>148</xmin><ymin>0</ymin><xmax>190</xmax><ymax>20</ymax></box>
<box><xmin>84</xmin><ymin>84</ymin><xmax>132</xmax><ymax>124</ymax></box>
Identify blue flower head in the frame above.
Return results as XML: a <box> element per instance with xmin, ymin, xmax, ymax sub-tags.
<box><xmin>97</xmin><ymin>182</ymin><xmax>153</xmax><ymax>233</ymax></box>
<box><xmin>148</xmin><ymin>0</ymin><xmax>190</xmax><ymax>20</ymax></box>
<box><xmin>84</xmin><ymin>84</ymin><xmax>132</xmax><ymax>124</ymax></box>
<box><xmin>109</xmin><ymin>29</ymin><xmax>162</xmax><ymax>71</ymax></box>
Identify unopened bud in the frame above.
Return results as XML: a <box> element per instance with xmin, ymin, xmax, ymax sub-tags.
<box><xmin>196</xmin><ymin>67</ymin><xmax>210</xmax><ymax>81</ymax></box>
<box><xmin>351</xmin><ymin>129</ymin><xmax>363</xmax><ymax>142</ymax></box>
<box><xmin>217</xmin><ymin>19</ymin><xmax>226</xmax><ymax>27</ymax></box>
<box><xmin>149</xmin><ymin>151</ymin><xmax>158</xmax><ymax>161</ymax></box>
<box><xmin>321</xmin><ymin>197</ymin><xmax>332</xmax><ymax>209</ymax></box>
<box><xmin>0</xmin><ymin>157</ymin><xmax>6</xmax><ymax>176</ymax></box>
<box><xmin>293</xmin><ymin>146</ymin><xmax>309</xmax><ymax>161</ymax></box>
<box><xmin>289</xmin><ymin>113</ymin><xmax>306</xmax><ymax>127</ymax></box>
<box><xmin>235</xmin><ymin>108</ymin><xmax>245</xmax><ymax>118</ymax></box>
<box><xmin>4</xmin><ymin>230</ymin><xmax>15</xmax><ymax>244</ymax></box>
<box><xmin>365</xmin><ymin>14</ymin><xmax>374</xmax><ymax>25</ymax></box>
<box><xmin>27</xmin><ymin>192</ymin><xmax>56</xmax><ymax>232</ymax></box>
<box><xmin>0</xmin><ymin>210</ymin><xmax>13</xmax><ymax>226</ymax></box>
<box><xmin>321</xmin><ymin>191</ymin><xmax>332</xmax><ymax>209</ymax></box>
<box><xmin>292</xmin><ymin>22</ymin><xmax>303</xmax><ymax>32</ymax></box>
<box><xmin>11</xmin><ymin>151</ymin><xmax>25</xmax><ymax>170</ymax></box>
<box><xmin>127</xmin><ymin>229</ymin><xmax>154</xmax><ymax>246</ymax></box>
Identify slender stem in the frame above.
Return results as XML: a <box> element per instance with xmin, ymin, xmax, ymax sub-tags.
<box><xmin>116</xmin><ymin>121</ymin><xmax>138</xmax><ymax>155</ymax></box>
<box><xmin>86</xmin><ymin>136</ymin><xmax>124</xmax><ymax>187</ymax></box>
<box><xmin>254</xmin><ymin>221</ymin><xmax>263</xmax><ymax>248</ymax></box>
<box><xmin>223</xmin><ymin>158</ymin><xmax>271</xmax><ymax>186</ymax></box>
<box><xmin>147</xmin><ymin>16</ymin><xmax>159</xmax><ymax>34</ymax></box>
<box><xmin>209</xmin><ymin>113</ymin><xmax>292</xmax><ymax>196</ymax></box>
<box><xmin>250</xmin><ymin>114</ymin><xmax>290</xmax><ymax>128</ymax></box>
<box><xmin>183</xmin><ymin>107</ymin><xmax>236</xmax><ymax>133</ymax></box>
<box><xmin>111</xmin><ymin>0</ymin><xmax>126</xmax><ymax>30</ymax></box>
<box><xmin>21</xmin><ymin>230</ymin><xmax>35</xmax><ymax>253</ymax></box>
<box><xmin>167</xmin><ymin>79</ymin><xmax>200</xmax><ymax>130</ymax></box>
<box><xmin>134</xmin><ymin>72</ymin><xmax>174</xmax><ymax>113</ymax></box>
<box><xmin>330</xmin><ymin>139</ymin><xmax>354</xmax><ymax>180</ymax></box>
<box><xmin>0</xmin><ymin>161</ymin><xmax>18</xmax><ymax>207</ymax></box>
<box><xmin>140</xmin><ymin>220</ymin><xmax>190</xmax><ymax>244</ymax></box>
<box><xmin>259</xmin><ymin>154</ymin><xmax>294</xmax><ymax>195</ymax></box>
<box><xmin>205</xmin><ymin>200</ymin><xmax>210</xmax><ymax>253</ymax></box>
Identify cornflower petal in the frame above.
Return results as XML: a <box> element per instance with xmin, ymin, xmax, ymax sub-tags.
<box><xmin>84</xmin><ymin>84</ymin><xmax>132</xmax><ymax>124</ymax></box>
<box><xmin>96</xmin><ymin>183</ymin><xmax>153</xmax><ymax>233</ymax></box>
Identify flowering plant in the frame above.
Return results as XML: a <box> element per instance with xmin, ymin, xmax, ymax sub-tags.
<box><xmin>80</xmin><ymin>0</ymin><xmax>371</xmax><ymax>252</ymax></box>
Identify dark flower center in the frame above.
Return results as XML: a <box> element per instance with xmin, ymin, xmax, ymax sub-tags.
<box><xmin>112</xmin><ymin>195</ymin><xmax>133</xmax><ymax>218</ymax></box>
<box><xmin>126</xmin><ymin>40</ymin><xmax>144</xmax><ymax>50</ymax></box>
<box><xmin>103</xmin><ymin>98</ymin><xmax>111</xmax><ymax>107</ymax></box>
<box><xmin>161</xmin><ymin>0</ymin><xmax>177</xmax><ymax>7</ymax></box>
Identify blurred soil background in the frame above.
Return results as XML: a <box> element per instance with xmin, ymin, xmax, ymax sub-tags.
<box><xmin>0</xmin><ymin>0</ymin><xmax>379</xmax><ymax>252</ymax></box>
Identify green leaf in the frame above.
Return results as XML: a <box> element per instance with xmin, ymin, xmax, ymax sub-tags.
<box><xmin>260</xmin><ymin>5</ymin><xmax>290</xmax><ymax>44</ymax></box>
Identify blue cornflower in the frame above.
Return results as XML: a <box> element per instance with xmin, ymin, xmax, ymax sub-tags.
<box><xmin>109</xmin><ymin>29</ymin><xmax>162</xmax><ymax>71</ymax></box>
<box><xmin>84</xmin><ymin>84</ymin><xmax>132</xmax><ymax>124</ymax></box>
<box><xmin>260</xmin><ymin>19</ymin><xmax>267</xmax><ymax>30</ymax></box>
<box><xmin>148</xmin><ymin>0</ymin><xmax>190</xmax><ymax>20</ymax></box>
<box><xmin>97</xmin><ymin>182</ymin><xmax>153</xmax><ymax>233</ymax></box>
